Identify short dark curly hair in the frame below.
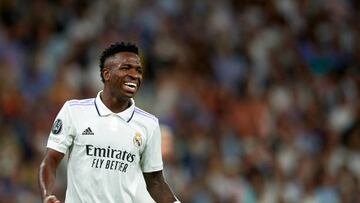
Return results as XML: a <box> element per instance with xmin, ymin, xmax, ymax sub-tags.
<box><xmin>99</xmin><ymin>41</ymin><xmax>139</xmax><ymax>82</ymax></box>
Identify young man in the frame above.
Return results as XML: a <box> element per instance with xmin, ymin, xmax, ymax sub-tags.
<box><xmin>38</xmin><ymin>42</ymin><xmax>180</xmax><ymax>203</ymax></box>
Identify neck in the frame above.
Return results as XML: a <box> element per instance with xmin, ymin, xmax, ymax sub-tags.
<box><xmin>100</xmin><ymin>90</ymin><xmax>131</xmax><ymax>113</ymax></box>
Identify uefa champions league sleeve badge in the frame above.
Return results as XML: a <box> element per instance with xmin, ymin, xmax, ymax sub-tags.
<box><xmin>51</xmin><ymin>119</ymin><xmax>63</xmax><ymax>135</ymax></box>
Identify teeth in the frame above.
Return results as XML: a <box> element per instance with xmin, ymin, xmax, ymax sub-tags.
<box><xmin>125</xmin><ymin>82</ymin><xmax>137</xmax><ymax>88</ymax></box>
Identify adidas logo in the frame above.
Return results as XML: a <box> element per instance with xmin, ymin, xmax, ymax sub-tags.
<box><xmin>82</xmin><ymin>127</ymin><xmax>94</xmax><ymax>135</ymax></box>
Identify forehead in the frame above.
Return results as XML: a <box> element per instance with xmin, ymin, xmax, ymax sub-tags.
<box><xmin>106</xmin><ymin>52</ymin><xmax>141</xmax><ymax>66</ymax></box>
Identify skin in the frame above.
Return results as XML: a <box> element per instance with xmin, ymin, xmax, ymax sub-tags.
<box><xmin>39</xmin><ymin>51</ymin><xmax>177</xmax><ymax>203</ymax></box>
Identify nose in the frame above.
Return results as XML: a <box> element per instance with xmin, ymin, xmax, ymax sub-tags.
<box><xmin>128</xmin><ymin>67</ymin><xmax>141</xmax><ymax>79</ymax></box>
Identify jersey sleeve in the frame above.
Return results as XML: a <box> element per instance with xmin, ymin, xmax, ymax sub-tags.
<box><xmin>140</xmin><ymin>121</ymin><xmax>163</xmax><ymax>172</ymax></box>
<box><xmin>47</xmin><ymin>101</ymin><xmax>76</xmax><ymax>154</ymax></box>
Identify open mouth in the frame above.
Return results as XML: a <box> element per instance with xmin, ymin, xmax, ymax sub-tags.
<box><xmin>124</xmin><ymin>82</ymin><xmax>138</xmax><ymax>92</ymax></box>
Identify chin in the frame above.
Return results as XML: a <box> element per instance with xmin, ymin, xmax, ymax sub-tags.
<box><xmin>121</xmin><ymin>92</ymin><xmax>136</xmax><ymax>99</ymax></box>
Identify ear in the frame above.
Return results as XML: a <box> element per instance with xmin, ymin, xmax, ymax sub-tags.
<box><xmin>102</xmin><ymin>68</ymin><xmax>111</xmax><ymax>82</ymax></box>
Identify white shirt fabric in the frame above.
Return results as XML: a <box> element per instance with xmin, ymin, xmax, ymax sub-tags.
<box><xmin>47</xmin><ymin>91</ymin><xmax>163</xmax><ymax>203</ymax></box>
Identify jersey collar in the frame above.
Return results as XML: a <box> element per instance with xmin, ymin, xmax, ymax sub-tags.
<box><xmin>94</xmin><ymin>91</ymin><xmax>135</xmax><ymax>122</ymax></box>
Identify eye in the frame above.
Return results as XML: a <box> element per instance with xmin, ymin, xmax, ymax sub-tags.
<box><xmin>120</xmin><ymin>66</ymin><xmax>130</xmax><ymax>70</ymax></box>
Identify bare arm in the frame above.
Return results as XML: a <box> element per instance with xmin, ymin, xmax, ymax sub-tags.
<box><xmin>144</xmin><ymin>170</ymin><xmax>179</xmax><ymax>203</ymax></box>
<box><xmin>38</xmin><ymin>149</ymin><xmax>65</xmax><ymax>203</ymax></box>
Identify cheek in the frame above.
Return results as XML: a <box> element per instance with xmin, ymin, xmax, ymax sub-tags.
<box><xmin>109</xmin><ymin>72</ymin><xmax>123</xmax><ymax>84</ymax></box>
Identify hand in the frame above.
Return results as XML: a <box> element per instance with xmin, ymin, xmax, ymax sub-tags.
<box><xmin>43</xmin><ymin>195</ymin><xmax>61</xmax><ymax>203</ymax></box>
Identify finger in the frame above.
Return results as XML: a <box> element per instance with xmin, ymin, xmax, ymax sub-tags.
<box><xmin>44</xmin><ymin>195</ymin><xmax>60</xmax><ymax>203</ymax></box>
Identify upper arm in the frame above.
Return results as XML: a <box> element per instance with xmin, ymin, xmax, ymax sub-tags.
<box><xmin>143</xmin><ymin>170</ymin><xmax>178</xmax><ymax>203</ymax></box>
<box><xmin>143</xmin><ymin>170</ymin><xmax>165</xmax><ymax>187</ymax></box>
<box><xmin>40</xmin><ymin>148</ymin><xmax>65</xmax><ymax>169</ymax></box>
<box><xmin>38</xmin><ymin>149</ymin><xmax>65</xmax><ymax>198</ymax></box>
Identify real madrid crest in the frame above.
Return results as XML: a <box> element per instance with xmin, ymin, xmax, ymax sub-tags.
<box><xmin>133</xmin><ymin>132</ymin><xmax>142</xmax><ymax>147</ymax></box>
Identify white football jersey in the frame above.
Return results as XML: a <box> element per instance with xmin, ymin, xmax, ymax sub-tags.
<box><xmin>47</xmin><ymin>91</ymin><xmax>163</xmax><ymax>203</ymax></box>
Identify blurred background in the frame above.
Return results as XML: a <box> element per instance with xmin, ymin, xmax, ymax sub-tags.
<box><xmin>0</xmin><ymin>0</ymin><xmax>359</xmax><ymax>202</ymax></box>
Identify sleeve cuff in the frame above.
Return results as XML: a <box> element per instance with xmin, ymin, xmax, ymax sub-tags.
<box><xmin>46</xmin><ymin>144</ymin><xmax>67</xmax><ymax>154</ymax></box>
<box><xmin>142</xmin><ymin>164</ymin><xmax>163</xmax><ymax>173</ymax></box>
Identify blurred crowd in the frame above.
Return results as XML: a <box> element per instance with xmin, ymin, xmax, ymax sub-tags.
<box><xmin>0</xmin><ymin>0</ymin><xmax>359</xmax><ymax>202</ymax></box>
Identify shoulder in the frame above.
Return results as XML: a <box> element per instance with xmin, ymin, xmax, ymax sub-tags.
<box><xmin>61</xmin><ymin>98</ymin><xmax>96</xmax><ymax>120</ymax></box>
<box><xmin>133</xmin><ymin>106</ymin><xmax>158</xmax><ymax>124</ymax></box>
<box><xmin>66</xmin><ymin>98</ymin><xmax>95</xmax><ymax>108</ymax></box>
<box><xmin>62</xmin><ymin>98</ymin><xmax>96</xmax><ymax>114</ymax></box>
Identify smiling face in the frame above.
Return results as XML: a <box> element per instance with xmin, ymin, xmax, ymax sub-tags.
<box><xmin>102</xmin><ymin>52</ymin><xmax>143</xmax><ymax>100</ymax></box>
